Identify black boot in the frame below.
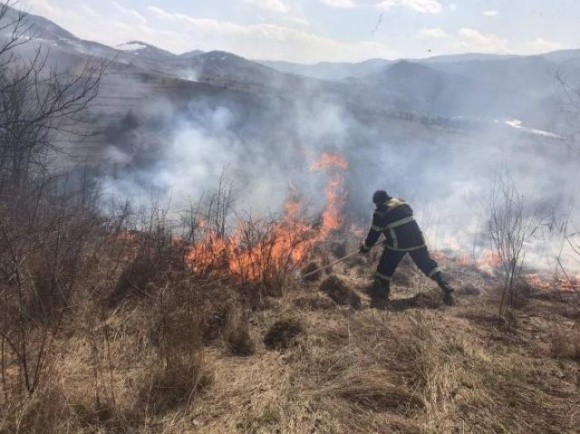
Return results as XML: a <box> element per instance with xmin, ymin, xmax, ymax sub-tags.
<box><xmin>369</xmin><ymin>278</ymin><xmax>390</xmax><ymax>310</ymax></box>
<box><xmin>432</xmin><ymin>272</ymin><xmax>455</xmax><ymax>306</ymax></box>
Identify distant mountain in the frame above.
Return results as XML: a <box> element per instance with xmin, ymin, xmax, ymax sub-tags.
<box><xmin>8</xmin><ymin>5</ymin><xmax>303</xmax><ymax>91</ymax></box>
<box><xmin>2</xmin><ymin>4</ymin><xmax>75</xmax><ymax>41</ymax></box>
<box><xmin>185</xmin><ymin>51</ymin><xmax>299</xmax><ymax>85</ymax></box>
<box><xmin>417</xmin><ymin>52</ymin><xmax>517</xmax><ymax>64</ymax></box>
<box><xmin>260</xmin><ymin>53</ymin><xmax>513</xmax><ymax>80</ymax></box>
<box><xmin>259</xmin><ymin>58</ymin><xmax>392</xmax><ymax>80</ymax></box>
<box><xmin>542</xmin><ymin>48</ymin><xmax>580</xmax><ymax>63</ymax></box>
<box><xmin>179</xmin><ymin>49</ymin><xmax>205</xmax><ymax>59</ymax></box>
<box><xmin>352</xmin><ymin>60</ymin><xmax>542</xmax><ymax>120</ymax></box>
<box><xmin>7</xmin><ymin>2</ymin><xmax>580</xmax><ymax>131</ymax></box>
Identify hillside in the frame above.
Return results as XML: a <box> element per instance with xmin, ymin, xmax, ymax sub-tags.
<box><xmin>1</xmin><ymin>219</ymin><xmax>577</xmax><ymax>433</ymax></box>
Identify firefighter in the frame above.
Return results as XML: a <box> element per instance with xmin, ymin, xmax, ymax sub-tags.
<box><xmin>360</xmin><ymin>190</ymin><xmax>454</xmax><ymax>307</ymax></box>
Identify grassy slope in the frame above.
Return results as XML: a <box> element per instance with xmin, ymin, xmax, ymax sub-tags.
<box><xmin>4</xmin><ymin>253</ymin><xmax>577</xmax><ymax>434</ymax></box>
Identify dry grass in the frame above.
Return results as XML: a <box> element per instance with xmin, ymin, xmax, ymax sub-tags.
<box><xmin>1</xmin><ymin>205</ymin><xmax>578</xmax><ymax>433</ymax></box>
<box><xmin>319</xmin><ymin>275</ymin><xmax>362</xmax><ymax>309</ymax></box>
<box><xmin>548</xmin><ymin>325</ymin><xmax>580</xmax><ymax>360</ymax></box>
<box><xmin>263</xmin><ymin>318</ymin><xmax>304</xmax><ymax>350</ymax></box>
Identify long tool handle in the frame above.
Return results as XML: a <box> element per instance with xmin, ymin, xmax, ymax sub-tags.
<box><xmin>302</xmin><ymin>251</ymin><xmax>360</xmax><ymax>279</ymax></box>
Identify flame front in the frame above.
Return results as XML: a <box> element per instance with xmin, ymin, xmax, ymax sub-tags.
<box><xmin>311</xmin><ymin>152</ymin><xmax>348</xmax><ymax>239</ymax></box>
<box><xmin>185</xmin><ymin>152</ymin><xmax>348</xmax><ymax>282</ymax></box>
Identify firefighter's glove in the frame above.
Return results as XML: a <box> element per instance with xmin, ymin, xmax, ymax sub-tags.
<box><xmin>359</xmin><ymin>243</ymin><xmax>371</xmax><ymax>254</ymax></box>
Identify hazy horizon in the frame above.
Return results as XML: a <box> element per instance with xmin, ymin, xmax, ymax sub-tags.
<box><xmin>20</xmin><ymin>0</ymin><xmax>580</xmax><ymax>63</ymax></box>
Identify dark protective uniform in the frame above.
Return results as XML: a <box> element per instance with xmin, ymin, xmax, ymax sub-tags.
<box><xmin>361</xmin><ymin>195</ymin><xmax>453</xmax><ymax>304</ymax></box>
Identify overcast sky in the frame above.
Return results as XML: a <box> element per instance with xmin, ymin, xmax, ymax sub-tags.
<box><xmin>23</xmin><ymin>0</ymin><xmax>580</xmax><ymax>63</ymax></box>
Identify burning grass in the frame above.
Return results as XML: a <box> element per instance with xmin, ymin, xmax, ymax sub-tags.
<box><xmin>183</xmin><ymin>152</ymin><xmax>351</xmax><ymax>288</ymax></box>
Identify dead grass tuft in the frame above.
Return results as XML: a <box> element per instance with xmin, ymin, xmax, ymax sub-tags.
<box><xmin>548</xmin><ymin>325</ymin><xmax>580</xmax><ymax>360</ymax></box>
<box><xmin>224</xmin><ymin>308</ymin><xmax>256</xmax><ymax>357</ymax></box>
<box><xmin>264</xmin><ymin>318</ymin><xmax>304</xmax><ymax>350</ymax></box>
<box><xmin>293</xmin><ymin>295</ymin><xmax>336</xmax><ymax>310</ymax></box>
<box><xmin>391</xmin><ymin>272</ymin><xmax>413</xmax><ymax>287</ymax></box>
<box><xmin>319</xmin><ymin>275</ymin><xmax>362</xmax><ymax>309</ymax></box>
<box><xmin>327</xmin><ymin>370</ymin><xmax>425</xmax><ymax>411</ymax></box>
<box><xmin>456</xmin><ymin>283</ymin><xmax>482</xmax><ymax>297</ymax></box>
<box><xmin>301</xmin><ymin>261</ymin><xmax>322</xmax><ymax>282</ymax></box>
<box><xmin>109</xmin><ymin>255</ymin><xmax>159</xmax><ymax>305</ymax></box>
<box><xmin>413</xmin><ymin>291</ymin><xmax>443</xmax><ymax>309</ymax></box>
<box><xmin>139</xmin><ymin>354</ymin><xmax>212</xmax><ymax>415</ymax></box>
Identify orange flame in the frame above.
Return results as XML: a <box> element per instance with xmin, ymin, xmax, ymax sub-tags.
<box><xmin>311</xmin><ymin>152</ymin><xmax>348</xmax><ymax>238</ymax></box>
<box><xmin>185</xmin><ymin>152</ymin><xmax>349</xmax><ymax>282</ymax></box>
<box><xmin>185</xmin><ymin>201</ymin><xmax>314</xmax><ymax>282</ymax></box>
<box><xmin>477</xmin><ymin>250</ymin><xmax>503</xmax><ymax>273</ymax></box>
<box><xmin>310</xmin><ymin>152</ymin><xmax>348</xmax><ymax>171</ymax></box>
<box><xmin>526</xmin><ymin>273</ymin><xmax>579</xmax><ymax>292</ymax></box>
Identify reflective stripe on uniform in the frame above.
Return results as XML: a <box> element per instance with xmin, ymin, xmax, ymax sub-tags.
<box><xmin>389</xmin><ymin>227</ymin><xmax>398</xmax><ymax>250</ymax></box>
<box><xmin>385</xmin><ymin>216</ymin><xmax>415</xmax><ymax>230</ymax></box>
<box><xmin>372</xmin><ymin>216</ymin><xmax>415</xmax><ymax>232</ymax></box>
<box><xmin>375</xmin><ymin>272</ymin><xmax>391</xmax><ymax>282</ymax></box>
<box><xmin>385</xmin><ymin>243</ymin><xmax>427</xmax><ymax>252</ymax></box>
<box><xmin>428</xmin><ymin>267</ymin><xmax>442</xmax><ymax>278</ymax></box>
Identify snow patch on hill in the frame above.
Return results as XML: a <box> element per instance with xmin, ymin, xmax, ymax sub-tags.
<box><xmin>116</xmin><ymin>42</ymin><xmax>147</xmax><ymax>52</ymax></box>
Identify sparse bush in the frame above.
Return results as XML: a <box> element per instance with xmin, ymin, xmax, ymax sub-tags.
<box><xmin>141</xmin><ymin>354</ymin><xmax>212</xmax><ymax>415</ymax></box>
<box><xmin>0</xmin><ymin>379</ymin><xmax>73</xmax><ymax>433</ymax></box>
<box><xmin>140</xmin><ymin>281</ymin><xmax>213</xmax><ymax>414</ymax></box>
<box><xmin>487</xmin><ymin>172</ymin><xmax>541</xmax><ymax>318</ymax></box>
<box><xmin>327</xmin><ymin>240</ymin><xmax>347</xmax><ymax>259</ymax></box>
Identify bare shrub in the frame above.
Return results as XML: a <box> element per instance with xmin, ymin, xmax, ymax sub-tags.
<box><xmin>487</xmin><ymin>172</ymin><xmax>541</xmax><ymax>318</ymax></box>
<box><xmin>186</xmin><ymin>213</ymin><xmax>313</xmax><ymax>297</ymax></box>
<box><xmin>139</xmin><ymin>282</ymin><xmax>212</xmax><ymax>414</ymax></box>
<box><xmin>0</xmin><ymin>4</ymin><xmax>104</xmax><ymax>192</ymax></box>
<box><xmin>0</xmin><ymin>186</ymin><xmax>104</xmax><ymax>396</ymax></box>
<box><xmin>0</xmin><ymin>1</ymin><xmax>105</xmax><ymax>400</ymax></box>
<box><xmin>0</xmin><ymin>379</ymin><xmax>73</xmax><ymax>433</ymax></box>
<box><xmin>103</xmin><ymin>200</ymin><xmax>194</xmax><ymax>307</ymax></box>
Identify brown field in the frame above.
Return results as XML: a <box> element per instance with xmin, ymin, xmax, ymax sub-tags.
<box><xmin>1</xmin><ymin>230</ymin><xmax>578</xmax><ymax>434</ymax></box>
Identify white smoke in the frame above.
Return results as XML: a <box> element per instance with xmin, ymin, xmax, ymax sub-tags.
<box><xmin>98</xmin><ymin>75</ymin><xmax>580</xmax><ymax>275</ymax></box>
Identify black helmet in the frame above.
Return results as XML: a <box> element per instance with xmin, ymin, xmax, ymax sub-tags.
<box><xmin>372</xmin><ymin>190</ymin><xmax>389</xmax><ymax>204</ymax></box>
